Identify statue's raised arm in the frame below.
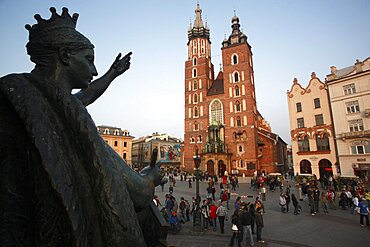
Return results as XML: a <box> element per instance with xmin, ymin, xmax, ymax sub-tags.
<box><xmin>75</xmin><ymin>52</ymin><xmax>132</xmax><ymax>106</ymax></box>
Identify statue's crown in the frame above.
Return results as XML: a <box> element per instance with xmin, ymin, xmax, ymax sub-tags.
<box><xmin>25</xmin><ymin>7</ymin><xmax>79</xmax><ymax>40</ymax></box>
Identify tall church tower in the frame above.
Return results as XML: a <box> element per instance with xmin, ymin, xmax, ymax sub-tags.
<box><xmin>183</xmin><ymin>3</ymin><xmax>214</xmax><ymax>169</ymax></box>
<box><xmin>182</xmin><ymin>5</ymin><xmax>283</xmax><ymax>177</ymax></box>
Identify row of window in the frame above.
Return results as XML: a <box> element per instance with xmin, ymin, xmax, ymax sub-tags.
<box><xmin>190</xmin><ymin>100</ymin><xmax>248</xmax><ymax>118</ymax></box>
<box><xmin>297</xmin><ymin>116</ymin><xmax>364</xmax><ymax>132</ymax></box>
<box><xmin>296</xmin><ymin>98</ymin><xmax>321</xmax><ymax>112</ymax></box>
<box><xmin>190</xmin><ymin>115</ymin><xmax>246</xmax><ymax>133</ymax></box>
<box><xmin>106</xmin><ymin>140</ymin><xmax>128</xmax><ymax>147</ymax></box>
<box><xmin>191</xmin><ymin>40</ymin><xmax>206</xmax><ymax>55</ymax></box>
<box><xmin>297</xmin><ymin>114</ymin><xmax>324</xmax><ymax>128</ymax></box>
<box><xmin>297</xmin><ymin>98</ymin><xmax>362</xmax><ymax>118</ymax></box>
<box><xmin>190</xmin><ymin>135</ymin><xmax>202</xmax><ymax>143</ymax></box>
<box><xmin>298</xmin><ymin>134</ymin><xmax>330</xmax><ymax>152</ymax></box>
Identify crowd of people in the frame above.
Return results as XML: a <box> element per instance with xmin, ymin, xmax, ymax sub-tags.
<box><xmin>153</xmin><ymin>171</ymin><xmax>369</xmax><ymax>245</ymax></box>
<box><xmin>290</xmin><ymin>175</ymin><xmax>370</xmax><ymax>227</ymax></box>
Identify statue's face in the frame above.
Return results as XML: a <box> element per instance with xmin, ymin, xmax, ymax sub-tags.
<box><xmin>68</xmin><ymin>48</ymin><xmax>98</xmax><ymax>89</ymax></box>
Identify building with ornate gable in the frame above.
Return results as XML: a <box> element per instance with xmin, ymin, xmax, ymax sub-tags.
<box><xmin>287</xmin><ymin>73</ymin><xmax>338</xmax><ymax>179</ymax></box>
<box><xmin>182</xmin><ymin>3</ymin><xmax>287</xmax><ymax>177</ymax></box>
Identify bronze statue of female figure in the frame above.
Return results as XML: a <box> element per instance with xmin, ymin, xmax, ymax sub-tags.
<box><xmin>0</xmin><ymin>7</ymin><xmax>162</xmax><ymax>246</ymax></box>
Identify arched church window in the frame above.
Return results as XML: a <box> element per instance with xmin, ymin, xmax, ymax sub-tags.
<box><xmin>232</xmin><ymin>54</ymin><xmax>238</xmax><ymax>65</ymax></box>
<box><xmin>209</xmin><ymin>99</ymin><xmax>223</xmax><ymax>125</ymax></box>
<box><xmin>235</xmin><ymin>85</ymin><xmax>240</xmax><ymax>96</ymax></box>
<box><xmin>193</xmin><ymin>106</ymin><xmax>199</xmax><ymax>117</ymax></box>
<box><xmin>193</xmin><ymin>93</ymin><xmax>198</xmax><ymax>103</ymax></box>
<box><xmin>234</xmin><ymin>72</ymin><xmax>240</xmax><ymax>83</ymax></box>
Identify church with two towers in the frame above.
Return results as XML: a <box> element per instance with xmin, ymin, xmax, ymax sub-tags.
<box><xmin>182</xmin><ymin>4</ymin><xmax>287</xmax><ymax>177</ymax></box>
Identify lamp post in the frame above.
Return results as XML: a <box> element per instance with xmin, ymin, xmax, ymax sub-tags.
<box><xmin>193</xmin><ymin>151</ymin><xmax>202</xmax><ymax>233</ymax></box>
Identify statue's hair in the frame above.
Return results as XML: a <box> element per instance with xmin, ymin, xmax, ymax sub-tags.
<box><xmin>25</xmin><ymin>7</ymin><xmax>94</xmax><ymax>67</ymax></box>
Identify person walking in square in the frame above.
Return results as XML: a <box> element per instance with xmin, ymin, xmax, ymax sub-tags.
<box><xmin>255</xmin><ymin>207</ymin><xmax>265</xmax><ymax>243</ymax></box>
<box><xmin>209</xmin><ymin>202</ymin><xmax>218</xmax><ymax>232</ymax></box>
<box><xmin>239</xmin><ymin>203</ymin><xmax>254</xmax><ymax>246</ymax></box>
<box><xmin>229</xmin><ymin>208</ymin><xmax>242</xmax><ymax>247</ymax></box>
<box><xmin>216</xmin><ymin>201</ymin><xmax>228</xmax><ymax>234</ymax></box>
<box><xmin>279</xmin><ymin>193</ymin><xmax>286</xmax><ymax>213</ymax></box>
<box><xmin>358</xmin><ymin>197</ymin><xmax>370</xmax><ymax>227</ymax></box>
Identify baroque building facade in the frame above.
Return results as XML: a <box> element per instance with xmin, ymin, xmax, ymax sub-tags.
<box><xmin>97</xmin><ymin>125</ymin><xmax>133</xmax><ymax>167</ymax></box>
<box><xmin>182</xmin><ymin>4</ymin><xmax>287</xmax><ymax>177</ymax></box>
<box><xmin>287</xmin><ymin>73</ymin><xmax>338</xmax><ymax>179</ymax></box>
<box><xmin>326</xmin><ymin>58</ymin><xmax>370</xmax><ymax>180</ymax></box>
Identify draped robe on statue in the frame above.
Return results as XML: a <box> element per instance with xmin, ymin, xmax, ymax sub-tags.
<box><xmin>0</xmin><ymin>73</ymin><xmax>150</xmax><ymax>246</ymax></box>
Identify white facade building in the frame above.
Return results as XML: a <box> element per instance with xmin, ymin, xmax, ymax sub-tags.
<box><xmin>326</xmin><ymin>58</ymin><xmax>370</xmax><ymax>180</ymax></box>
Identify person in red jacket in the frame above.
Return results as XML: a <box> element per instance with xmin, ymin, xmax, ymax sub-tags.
<box><xmin>209</xmin><ymin>202</ymin><xmax>218</xmax><ymax>231</ymax></box>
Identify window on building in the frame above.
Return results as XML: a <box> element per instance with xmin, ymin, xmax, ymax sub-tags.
<box><xmin>234</xmin><ymin>72</ymin><xmax>240</xmax><ymax>83</ymax></box>
<box><xmin>232</xmin><ymin>54</ymin><xmax>238</xmax><ymax>65</ymax></box>
<box><xmin>190</xmin><ymin>137</ymin><xmax>195</xmax><ymax>143</ymax></box>
<box><xmin>239</xmin><ymin>145</ymin><xmax>243</xmax><ymax>152</ymax></box>
<box><xmin>297</xmin><ymin>117</ymin><xmax>305</xmax><ymax>128</ymax></box>
<box><xmin>343</xmin><ymin>83</ymin><xmax>356</xmax><ymax>95</ymax></box>
<box><xmin>114</xmin><ymin>140</ymin><xmax>118</xmax><ymax>147</ymax></box>
<box><xmin>193</xmin><ymin>106</ymin><xmax>199</xmax><ymax>117</ymax></box>
<box><xmin>235</xmin><ymin>101</ymin><xmax>241</xmax><ymax>112</ymax></box>
<box><xmin>124</xmin><ymin>141</ymin><xmax>127</xmax><ymax>147</ymax></box>
<box><xmin>193</xmin><ymin>68</ymin><xmax>197</xmax><ymax>77</ymax></box>
<box><xmin>193</xmin><ymin>57</ymin><xmax>197</xmax><ymax>66</ymax></box>
<box><xmin>346</xmin><ymin>100</ymin><xmax>360</xmax><ymax>114</ymax></box>
<box><xmin>236</xmin><ymin>116</ymin><xmax>242</xmax><ymax>127</ymax></box>
<box><xmin>194</xmin><ymin>122</ymin><xmax>199</xmax><ymax>131</ymax></box>
<box><xmin>198</xmin><ymin>135</ymin><xmax>202</xmax><ymax>143</ymax></box>
<box><xmin>315</xmin><ymin>114</ymin><xmax>324</xmax><ymax>126</ymax></box>
<box><xmin>316</xmin><ymin>133</ymin><xmax>330</xmax><ymax>151</ymax></box>
<box><xmin>240</xmin><ymin>160</ymin><xmax>244</xmax><ymax>168</ymax></box>
<box><xmin>103</xmin><ymin>129</ymin><xmax>110</xmax><ymax>134</ymax></box>
<box><xmin>210</xmin><ymin>99</ymin><xmax>223</xmax><ymax>125</ymax></box>
<box><xmin>193</xmin><ymin>80</ymin><xmax>198</xmax><ymax>90</ymax></box>
<box><xmin>234</xmin><ymin>85</ymin><xmax>240</xmax><ymax>97</ymax></box>
<box><xmin>296</xmin><ymin>102</ymin><xmax>302</xmax><ymax>112</ymax></box>
<box><xmin>349</xmin><ymin>119</ymin><xmax>364</xmax><ymax>132</ymax></box>
<box><xmin>314</xmin><ymin>98</ymin><xmax>321</xmax><ymax>108</ymax></box>
<box><xmin>123</xmin><ymin>153</ymin><xmax>127</xmax><ymax>160</ymax></box>
<box><xmin>350</xmin><ymin>141</ymin><xmax>370</xmax><ymax>154</ymax></box>
<box><xmin>298</xmin><ymin>135</ymin><xmax>310</xmax><ymax>152</ymax></box>
<box><xmin>193</xmin><ymin>93</ymin><xmax>198</xmax><ymax>103</ymax></box>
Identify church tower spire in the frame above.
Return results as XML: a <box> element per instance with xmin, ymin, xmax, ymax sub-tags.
<box><xmin>188</xmin><ymin>2</ymin><xmax>210</xmax><ymax>42</ymax></box>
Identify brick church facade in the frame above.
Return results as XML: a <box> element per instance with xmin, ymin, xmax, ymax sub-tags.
<box><xmin>182</xmin><ymin>4</ymin><xmax>287</xmax><ymax>177</ymax></box>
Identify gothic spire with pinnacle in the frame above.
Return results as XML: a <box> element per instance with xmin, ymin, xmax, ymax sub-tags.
<box><xmin>188</xmin><ymin>2</ymin><xmax>210</xmax><ymax>42</ymax></box>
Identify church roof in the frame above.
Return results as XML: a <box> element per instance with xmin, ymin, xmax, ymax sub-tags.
<box><xmin>207</xmin><ymin>71</ymin><xmax>224</xmax><ymax>96</ymax></box>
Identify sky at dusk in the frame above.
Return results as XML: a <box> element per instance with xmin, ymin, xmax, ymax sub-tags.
<box><xmin>1</xmin><ymin>0</ymin><xmax>370</xmax><ymax>144</ymax></box>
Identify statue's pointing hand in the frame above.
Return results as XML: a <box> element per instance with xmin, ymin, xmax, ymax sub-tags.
<box><xmin>110</xmin><ymin>51</ymin><xmax>132</xmax><ymax>77</ymax></box>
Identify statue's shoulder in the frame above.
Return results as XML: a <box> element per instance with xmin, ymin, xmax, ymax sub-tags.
<box><xmin>0</xmin><ymin>73</ymin><xmax>31</xmax><ymax>82</ymax></box>
<box><xmin>0</xmin><ymin>73</ymin><xmax>32</xmax><ymax>91</ymax></box>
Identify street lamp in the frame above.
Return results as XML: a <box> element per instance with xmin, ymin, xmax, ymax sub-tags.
<box><xmin>193</xmin><ymin>150</ymin><xmax>202</xmax><ymax>233</ymax></box>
